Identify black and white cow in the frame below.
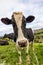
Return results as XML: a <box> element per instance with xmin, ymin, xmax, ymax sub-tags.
<box><xmin>1</xmin><ymin>12</ymin><xmax>35</xmax><ymax>65</ymax></box>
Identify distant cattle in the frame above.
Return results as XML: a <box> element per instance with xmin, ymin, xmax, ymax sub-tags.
<box><xmin>1</xmin><ymin>12</ymin><xmax>35</xmax><ymax>65</ymax></box>
<box><xmin>3</xmin><ymin>33</ymin><xmax>14</xmax><ymax>40</ymax></box>
<box><xmin>0</xmin><ymin>40</ymin><xmax>9</xmax><ymax>45</ymax></box>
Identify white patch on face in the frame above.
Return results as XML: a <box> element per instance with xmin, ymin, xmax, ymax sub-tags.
<box><xmin>14</xmin><ymin>12</ymin><xmax>23</xmax><ymax>28</ymax></box>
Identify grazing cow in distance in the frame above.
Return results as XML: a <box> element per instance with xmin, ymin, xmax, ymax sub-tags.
<box><xmin>1</xmin><ymin>12</ymin><xmax>35</xmax><ymax>65</ymax></box>
<box><xmin>3</xmin><ymin>33</ymin><xmax>15</xmax><ymax>40</ymax></box>
<box><xmin>0</xmin><ymin>40</ymin><xmax>9</xmax><ymax>45</ymax></box>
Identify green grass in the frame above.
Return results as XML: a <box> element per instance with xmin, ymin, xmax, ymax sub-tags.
<box><xmin>0</xmin><ymin>42</ymin><xmax>43</xmax><ymax>65</ymax></box>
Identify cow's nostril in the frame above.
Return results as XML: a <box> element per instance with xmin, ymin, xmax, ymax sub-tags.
<box><xmin>18</xmin><ymin>40</ymin><xmax>27</xmax><ymax>47</ymax></box>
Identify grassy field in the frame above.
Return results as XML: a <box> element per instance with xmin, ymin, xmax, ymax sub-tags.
<box><xmin>0</xmin><ymin>41</ymin><xmax>43</xmax><ymax>65</ymax></box>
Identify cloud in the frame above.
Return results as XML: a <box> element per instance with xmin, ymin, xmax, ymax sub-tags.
<box><xmin>0</xmin><ymin>24</ymin><xmax>14</xmax><ymax>36</ymax></box>
<box><xmin>0</xmin><ymin>0</ymin><xmax>43</xmax><ymax>36</ymax></box>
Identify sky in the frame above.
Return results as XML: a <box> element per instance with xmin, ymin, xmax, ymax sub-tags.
<box><xmin>0</xmin><ymin>0</ymin><xmax>43</xmax><ymax>36</ymax></box>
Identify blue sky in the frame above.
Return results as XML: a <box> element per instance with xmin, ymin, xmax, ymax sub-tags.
<box><xmin>0</xmin><ymin>0</ymin><xmax>43</xmax><ymax>36</ymax></box>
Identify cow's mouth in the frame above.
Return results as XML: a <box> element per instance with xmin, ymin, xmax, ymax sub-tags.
<box><xmin>18</xmin><ymin>40</ymin><xmax>27</xmax><ymax>47</ymax></box>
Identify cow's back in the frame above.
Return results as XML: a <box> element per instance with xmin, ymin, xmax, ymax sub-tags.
<box><xmin>26</xmin><ymin>28</ymin><xmax>34</xmax><ymax>42</ymax></box>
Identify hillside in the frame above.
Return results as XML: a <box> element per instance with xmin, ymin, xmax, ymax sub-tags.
<box><xmin>34</xmin><ymin>28</ymin><xmax>43</xmax><ymax>43</ymax></box>
<box><xmin>34</xmin><ymin>28</ymin><xmax>43</xmax><ymax>34</ymax></box>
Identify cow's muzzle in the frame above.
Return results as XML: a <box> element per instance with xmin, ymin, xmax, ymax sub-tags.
<box><xmin>18</xmin><ymin>40</ymin><xmax>27</xmax><ymax>47</ymax></box>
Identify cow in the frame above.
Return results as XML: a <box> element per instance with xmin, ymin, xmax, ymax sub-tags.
<box><xmin>1</xmin><ymin>12</ymin><xmax>35</xmax><ymax>65</ymax></box>
<box><xmin>3</xmin><ymin>33</ymin><xmax>15</xmax><ymax>41</ymax></box>
<box><xmin>0</xmin><ymin>40</ymin><xmax>9</xmax><ymax>45</ymax></box>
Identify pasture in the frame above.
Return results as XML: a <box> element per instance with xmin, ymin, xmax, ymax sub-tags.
<box><xmin>0</xmin><ymin>41</ymin><xmax>43</xmax><ymax>65</ymax></box>
<box><xmin>0</xmin><ymin>28</ymin><xmax>43</xmax><ymax>65</ymax></box>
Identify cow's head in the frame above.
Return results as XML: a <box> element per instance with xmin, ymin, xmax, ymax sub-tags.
<box><xmin>1</xmin><ymin>12</ymin><xmax>35</xmax><ymax>47</ymax></box>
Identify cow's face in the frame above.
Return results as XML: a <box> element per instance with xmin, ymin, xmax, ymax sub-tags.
<box><xmin>12</xmin><ymin>12</ymin><xmax>27</xmax><ymax>45</ymax></box>
<box><xmin>1</xmin><ymin>12</ymin><xmax>35</xmax><ymax>47</ymax></box>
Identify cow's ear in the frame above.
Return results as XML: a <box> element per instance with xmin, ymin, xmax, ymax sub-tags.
<box><xmin>1</xmin><ymin>18</ymin><xmax>12</xmax><ymax>25</ymax></box>
<box><xmin>26</xmin><ymin>16</ymin><xmax>35</xmax><ymax>23</ymax></box>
